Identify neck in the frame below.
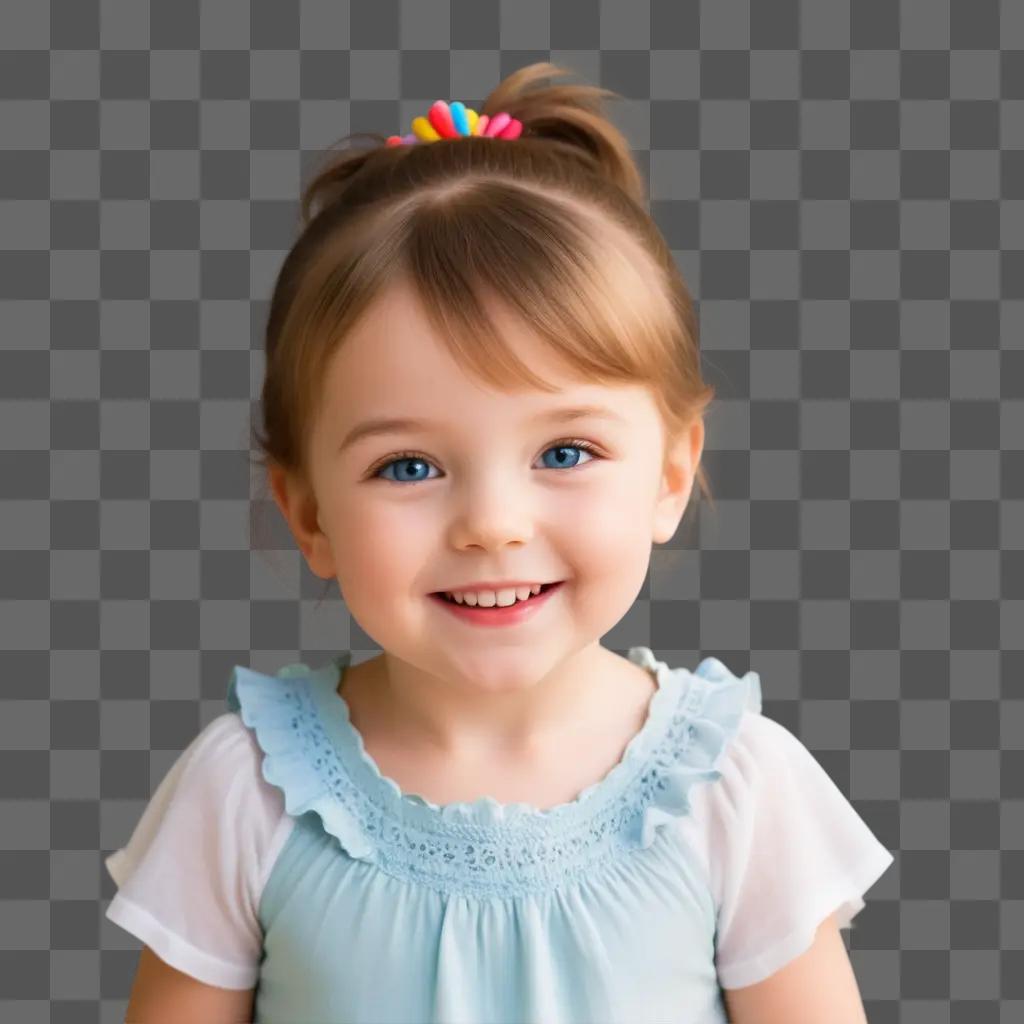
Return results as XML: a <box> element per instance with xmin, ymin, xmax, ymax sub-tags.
<box><xmin>351</xmin><ymin>643</ymin><xmax>635</xmax><ymax>760</ymax></box>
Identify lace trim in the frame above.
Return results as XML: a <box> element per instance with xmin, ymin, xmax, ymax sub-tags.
<box><xmin>315</xmin><ymin>647</ymin><xmax>680</xmax><ymax>828</ymax></box>
<box><xmin>228</xmin><ymin>649</ymin><xmax>761</xmax><ymax>898</ymax></box>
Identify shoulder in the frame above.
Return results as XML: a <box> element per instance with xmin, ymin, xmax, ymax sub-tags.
<box><xmin>187</xmin><ymin>708</ymin><xmax>261</xmax><ymax>758</ymax></box>
<box><xmin>176</xmin><ymin>709</ymin><xmax>291</xmax><ymax>847</ymax></box>
<box><xmin>683</xmin><ymin>706</ymin><xmax>865</xmax><ymax>838</ymax></box>
<box><xmin>162</xmin><ymin>711</ymin><xmax>279</xmax><ymax>811</ymax></box>
<box><xmin>705</xmin><ymin>711</ymin><xmax>811</xmax><ymax>810</ymax></box>
<box><xmin>672</xmin><ymin>708</ymin><xmax>842</xmax><ymax>885</ymax></box>
<box><xmin>107</xmin><ymin>710</ymin><xmax>292</xmax><ymax>899</ymax></box>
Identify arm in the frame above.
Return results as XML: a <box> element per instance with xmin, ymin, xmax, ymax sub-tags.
<box><xmin>721</xmin><ymin>913</ymin><xmax>869</xmax><ymax>1024</ymax></box>
<box><xmin>124</xmin><ymin>945</ymin><xmax>256</xmax><ymax>1024</ymax></box>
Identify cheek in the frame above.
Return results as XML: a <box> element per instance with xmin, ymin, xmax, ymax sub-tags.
<box><xmin>548</xmin><ymin>496</ymin><xmax>652</xmax><ymax>631</ymax></box>
<box><xmin>576</xmin><ymin>504</ymin><xmax>650</xmax><ymax>570</ymax></box>
<box><xmin>555</xmin><ymin>480</ymin><xmax>655</xmax><ymax>582</ymax></box>
<box><xmin>334</xmin><ymin>499</ymin><xmax>431</xmax><ymax>597</ymax></box>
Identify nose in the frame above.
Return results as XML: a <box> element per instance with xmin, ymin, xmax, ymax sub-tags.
<box><xmin>446</xmin><ymin>477</ymin><xmax>536</xmax><ymax>551</ymax></box>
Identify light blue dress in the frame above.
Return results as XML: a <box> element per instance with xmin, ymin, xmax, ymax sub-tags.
<box><xmin>226</xmin><ymin>647</ymin><xmax>763</xmax><ymax>1023</ymax></box>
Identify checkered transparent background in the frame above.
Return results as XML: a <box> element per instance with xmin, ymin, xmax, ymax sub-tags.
<box><xmin>1</xmin><ymin>0</ymin><xmax>1022</xmax><ymax>1021</ymax></box>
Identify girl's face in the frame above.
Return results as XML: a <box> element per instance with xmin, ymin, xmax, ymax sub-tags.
<box><xmin>272</xmin><ymin>280</ymin><xmax>703</xmax><ymax>720</ymax></box>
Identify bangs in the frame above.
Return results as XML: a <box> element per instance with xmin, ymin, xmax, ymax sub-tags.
<box><xmin>398</xmin><ymin>183</ymin><xmax>682</xmax><ymax>397</ymax></box>
<box><xmin>288</xmin><ymin>179</ymin><xmax>690</xmax><ymax>421</ymax></box>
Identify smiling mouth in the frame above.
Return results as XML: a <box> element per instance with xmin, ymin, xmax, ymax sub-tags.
<box><xmin>433</xmin><ymin>582</ymin><xmax>561</xmax><ymax>606</ymax></box>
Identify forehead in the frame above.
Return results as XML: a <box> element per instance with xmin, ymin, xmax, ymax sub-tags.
<box><xmin>317</xmin><ymin>282</ymin><xmax>651</xmax><ymax>424</ymax></box>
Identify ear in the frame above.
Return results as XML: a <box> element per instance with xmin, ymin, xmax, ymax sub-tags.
<box><xmin>652</xmin><ymin>418</ymin><xmax>705</xmax><ymax>546</ymax></box>
<box><xmin>267</xmin><ymin>462</ymin><xmax>337</xmax><ymax>580</ymax></box>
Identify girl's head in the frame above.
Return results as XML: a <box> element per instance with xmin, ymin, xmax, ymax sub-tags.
<box><xmin>254</xmin><ymin>63</ymin><xmax>715</xmax><ymax>690</ymax></box>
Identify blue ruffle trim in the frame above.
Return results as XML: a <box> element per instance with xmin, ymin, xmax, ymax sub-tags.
<box><xmin>228</xmin><ymin>661</ymin><xmax>376</xmax><ymax>861</ymax></box>
<box><xmin>323</xmin><ymin>646</ymin><xmax>684</xmax><ymax>831</ymax></box>
<box><xmin>636</xmin><ymin>654</ymin><xmax>762</xmax><ymax>850</ymax></box>
<box><xmin>227</xmin><ymin>649</ymin><xmax>762</xmax><ymax>877</ymax></box>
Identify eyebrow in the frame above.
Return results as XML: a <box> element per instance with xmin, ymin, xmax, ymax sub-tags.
<box><xmin>338</xmin><ymin>405</ymin><xmax>626</xmax><ymax>455</ymax></box>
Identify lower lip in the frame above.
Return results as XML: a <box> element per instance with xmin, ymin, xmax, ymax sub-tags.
<box><xmin>429</xmin><ymin>582</ymin><xmax>565</xmax><ymax>627</ymax></box>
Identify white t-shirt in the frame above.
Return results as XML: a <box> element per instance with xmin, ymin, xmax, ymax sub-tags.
<box><xmin>104</xmin><ymin>708</ymin><xmax>894</xmax><ymax>992</ymax></box>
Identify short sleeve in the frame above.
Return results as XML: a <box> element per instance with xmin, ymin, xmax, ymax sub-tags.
<box><xmin>104</xmin><ymin>711</ymin><xmax>290</xmax><ymax>990</ymax></box>
<box><xmin>695</xmin><ymin>711</ymin><xmax>895</xmax><ymax>991</ymax></box>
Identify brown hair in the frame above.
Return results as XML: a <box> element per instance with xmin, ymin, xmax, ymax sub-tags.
<box><xmin>250</xmin><ymin>62</ymin><xmax>716</xmax><ymax>595</ymax></box>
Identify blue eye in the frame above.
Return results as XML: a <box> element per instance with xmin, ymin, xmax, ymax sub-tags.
<box><xmin>367</xmin><ymin>439</ymin><xmax>604</xmax><ymax>485</ymax></box>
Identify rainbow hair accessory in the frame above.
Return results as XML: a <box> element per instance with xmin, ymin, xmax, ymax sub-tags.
<box><xmin>386</xmin><ymin>100</ymin><xmax>523</xmax><ymax>146</ymax></box>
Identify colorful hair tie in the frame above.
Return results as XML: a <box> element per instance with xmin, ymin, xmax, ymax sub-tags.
<box><xmin>386</xmin><ymin>99</ymin><xmax>523</xmax><ymax>146</ymax></box>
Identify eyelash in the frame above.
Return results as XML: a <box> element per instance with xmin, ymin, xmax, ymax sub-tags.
<box><xmin>364</xmin><ymin>438</ymin><xmax>605</xmax><ymax>484</ymax></box>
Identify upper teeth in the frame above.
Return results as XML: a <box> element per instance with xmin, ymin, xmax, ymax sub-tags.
<box><xmin>444</xmin><ymin>584</ymin><xmax>545</xmax><ymax>606</ymax></box>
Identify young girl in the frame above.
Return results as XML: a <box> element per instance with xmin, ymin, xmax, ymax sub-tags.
<box><xmin>104</xmin><ymin>63</ymin><xmax>894</xmax><ymax>1023</ymax></box>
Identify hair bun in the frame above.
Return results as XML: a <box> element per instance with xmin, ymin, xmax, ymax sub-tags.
<box><xmin>480</xmin><ymin>62</ymin><xmax>646</xmax><ymax>208</ymax></box>
<box><xmin>299</xmin><ymin>62</ymin><xmax>643</xmax><ymax>225</ymax></box>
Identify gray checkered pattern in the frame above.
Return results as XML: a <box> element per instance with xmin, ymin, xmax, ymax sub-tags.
<box><xmin>1</xmin><ymin>0</ymin><xmax>1020</xmax><ymax>1021</ymax></box>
